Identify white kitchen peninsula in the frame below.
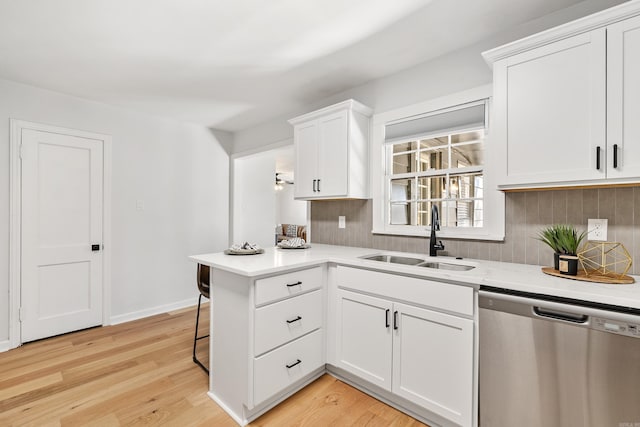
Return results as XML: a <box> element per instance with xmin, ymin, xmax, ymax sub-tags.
<box><xmin>190</xmin><ymin>244</ymin><xmax>640</xmax><ymax>427</ymax></box>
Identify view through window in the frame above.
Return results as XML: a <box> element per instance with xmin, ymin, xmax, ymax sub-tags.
<box><xmin>387</xmin><ymin>127</ymin><xmax>485</xmax><ymax>229</ymax></box>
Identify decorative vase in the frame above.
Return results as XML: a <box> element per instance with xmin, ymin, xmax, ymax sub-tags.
<box><xmin>559</xmin><ymin>255</ymin><xmax>578</xmax><ymax>275</ymax></box>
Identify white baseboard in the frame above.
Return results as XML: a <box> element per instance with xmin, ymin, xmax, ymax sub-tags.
<box><xmin>0</xmin><ymin>339</ymin><xmax>12</xmax><ymax>353</ymax></box>
<box><xmin>110</xmin><ymin>298</ymin><xmax>197</xmax><ymax>325</ymax></box>
<box><xmin>208</xmin><ymin>392</ymin><xmax>246</xmax><ymax>426</ymax></box>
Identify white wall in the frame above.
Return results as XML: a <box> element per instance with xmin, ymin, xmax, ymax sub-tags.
<box><xmin>232</xmin><ymin>0</ymin><xmax>625</xmax><ymax>154</ymax></box>
<box><xmin>276</xmin><ymin>185</ymin><xmax>307</xmax><ymax>226</ymax></box>
<box><xmin>232</xmin><ymin>151</ymin><xmax>276</xmax><ymax>248</ymax></box>
<box><xmin>0</xmin><ymin>78</ymin><xmax>230</xmax><ymax>343</ymax></box>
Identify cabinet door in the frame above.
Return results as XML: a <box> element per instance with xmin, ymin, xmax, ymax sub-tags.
<box><xmin>317</xmin><ymin>110</ymin><xmax>349</xmax><ymax>197</ymax></box>
<box><xmin>607</xmin><ymin>15</ymin><xmax>640</xmax><ymax>179</ymax></box>
<box><xmin>494</xmin><ymin>28</ymin><xmax>606</xmax><ymax>186</ymax></box>
<box><xmin>294</xmin><ymin>121</ymin><xmax>318</xmax><ymax>198</ymax></box>
<box><xmin>336</xmin><ymin>290</ymin><xmax>392</xmax><ymax>390</ymax></box>
<box><xmin>392</xmin><ymin>303</ymin><xmax>474</xmax><ymax>427</ymax></box>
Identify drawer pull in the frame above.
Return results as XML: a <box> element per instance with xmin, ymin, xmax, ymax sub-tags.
<box><xmin>393</xmin><ymin>310</ymin><xmax>399</xmax><ymax>330</ymax></box>
<box><xmin>286</xmin><ymin>359</ymin><xmax>302</xmax><ymax>369</ymax></box>
<box><xmin>286</xmin><ymin>316</ymin><xmax>302</xmax><ymax>324</ymax></box>
<box><xmin>286</xmin><ymin>281</ymin><xmax>302</xmax><ymax>288</ymax></box>
<box><xmin>385</xmin><ymin>309</ymin><xmax>390</xmax><ymax>328</ymax></box>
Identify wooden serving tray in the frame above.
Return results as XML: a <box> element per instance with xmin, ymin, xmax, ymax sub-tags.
<box><xmin>541</xmin><ymin>267</ymin><xmax>635</xmax><ymax>284</ymax></box>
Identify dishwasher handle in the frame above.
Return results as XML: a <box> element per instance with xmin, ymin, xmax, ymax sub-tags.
<box><xmin>533</xmin><ymin>306</ymin><xmax>589</xmax><ymax>324</ymax></box>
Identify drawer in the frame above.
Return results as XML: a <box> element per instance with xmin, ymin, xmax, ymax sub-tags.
<box><xmin>253</xmin><ymin>329</ymin><xmax>324</xmax><ymax>406</ymax></box>
<box><xmin>337</xmin><ymin>266</ymin><xmax>474</xmax><ymax>317</ymax></box>
<box><xmin>254</xmin><ymin>290</ymin><xmax>323</xmax><ymax>356</ymax></box>
<box><xmin>255</xmin><ymin>266</ymin><xmax>322</xmax><ymax>306</ymax></box>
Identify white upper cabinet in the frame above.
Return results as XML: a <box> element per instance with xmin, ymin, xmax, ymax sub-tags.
<box><xmin>607</xmin><ymin>14</ymin><xmax>640</xmax><ymax>179</ymax></box>
<box><xmin>491</xmin><ymin>30</ymin><xmax>606</xmax><ymax>186</ymax></box>
<box><xmin>289</xmin><ymin>100</ymin><xmax>372</xmax><ymax>199</ymax></box>
<box><xmin>484</xmin><ymin>2</ymin><xmax>640</xmax><ymax>189</ymax></box>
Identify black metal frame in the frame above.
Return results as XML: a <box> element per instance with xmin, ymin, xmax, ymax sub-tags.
<box><xmin>193</xmin><ymin>265</ymin><xmax>209</xmax><ymax>375</ymax></box>
<box><xmin>193</xmin><ymin>292</ymin><xmax>209</xmax><ymax>374</ymax></box>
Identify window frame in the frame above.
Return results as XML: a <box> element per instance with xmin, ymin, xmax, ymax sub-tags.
<box><xmin>370</xmin><ymin>85</ymin><xmax>505</xmax><ymax>241</ymax></box>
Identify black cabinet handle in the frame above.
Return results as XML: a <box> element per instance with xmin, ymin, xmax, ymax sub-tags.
<box><xmin>385</xmin><ymin>309</ymin><xmax>390</xmax><ymax>328</ymax></box>
<box><xmin>91</xmin><ymin>244</ymin><xmax>100</xmax><ymax>251</ymax></box>
<box><xmin>613</xmin><ymin>144</ymin><xmax>618</xmax><ymax>169</ymax></box>
<box><xmin>317</xmin><ymin>179</ymin><xmax>321</xmax><ymax>192</ymax></box>
<box><xmin>286</xmin><ymin>316</ymin><xmax>302</xmax><ymax>324</ymax></box>
<box><xmin>596</xmin><ymin>146</ymin><xmax>601</xmax><ymax>170</ymax></box>
<box><xmin>286</xmin><ymin>281</ymin><xmax>302</xmax><ymax>288</ymax></box>
<box><xmin>312</xmin><ymin>179</ymin><xmax>317</xmax><ymax>192</ymax></box>
<box><xmin>286</xmin><ymin>359</ymin><xmax>302</xmax><ymax>369</ymax></box>
<box><xmin>393</xmin><ymin>311</ymin><xmax>399</xmax><ymax>330</ymax></box>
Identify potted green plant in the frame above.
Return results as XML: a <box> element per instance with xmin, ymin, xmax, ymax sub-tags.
<box><xmin>556</xmin><ymin>225</ymin><xmax>586</xmax><ymax>275</ymax></box>
<box><xmin>537</xmin><ymin>225</ymin><xmax>564</xmax><ymax>270</ymax></box>
<box><xmin>537</xmin><ymin>224</ymin><xmax>586</xmax><ymax>274</ymax></box>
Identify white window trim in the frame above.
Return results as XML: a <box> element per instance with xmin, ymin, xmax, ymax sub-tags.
<box><xmin>370</xmin><ymin>84</ymin><xmax>505</xmax><ymax>241</ymax></box>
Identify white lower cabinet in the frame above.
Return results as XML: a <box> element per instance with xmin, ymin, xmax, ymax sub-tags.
<box><xmin>392</xmin><ymin>302</ymin><xmax>473</xmax><ymax>427</ymax></box>
<box><xmin>254</xmin><ymin>329</ymin><xmax>324</xmax><ymax>405</ymax></box>
<box><xmin>335</xmin><ymin>267</ymin><xmax>475</xmax><ymax>427</ymax></box>
<box><xmin>210</xmin><ymin>263</ymin><xmax>475</xmax><ymax>427</ymax></box>
<box><xmin>251</xmin><ymin>269</ymin><xmax>325</xmax><ymax>407</ymax></box>
<box><xmin>336</xmin><ymin>291</ymin><xmax>393</xmax><ymax>389</ymax></box>
<box><xmin>209</xmin><ymin>266</ymin><xmax>326</xmax><ymax>426</ymax></box>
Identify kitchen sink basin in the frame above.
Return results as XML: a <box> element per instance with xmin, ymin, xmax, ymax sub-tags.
<box><xmin>361</xmin><ymin>254</ymin><xmax>475</xmax><ymax>271</ymax></box>
<box><xmin>362</xmin><ymin>254</ymin><xmax>425</xmax><ymax>265</ymax></box>
<box><xmin>418</xmin><ymin>262</ymin><xmax>475</xmax><ymax>271</ymax></box>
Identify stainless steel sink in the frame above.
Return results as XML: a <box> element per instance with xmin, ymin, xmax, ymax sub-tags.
<box><xmin>362</xmin><ymin>254</ymin><xmax>425</xmax><ymax>265</ymax></box>
<box><xmin>361</xmin><ymin>254</ymin><xmax>475</xmax><ymax>271</ymax></box>
<box><xmin>418</xmin><ymin>262</ymin><xmax>475</xmax><ymax>271</ymax></box>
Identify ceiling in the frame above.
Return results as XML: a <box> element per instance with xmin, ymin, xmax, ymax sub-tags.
<box><xmin>0</xmin><ymin>0</ymin><xmax>594</xmax><ymax>132</ymax></box>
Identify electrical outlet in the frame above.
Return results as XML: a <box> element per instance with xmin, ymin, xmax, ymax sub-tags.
<box><xmin>338</xmin><ymin>216</ymin><xmax>346</xmax><ymax>229</ymax></box>
<box><xmin>588</xmin><ymin>218</ymin><xmax>608</xmax><ymax>241</ymax></box>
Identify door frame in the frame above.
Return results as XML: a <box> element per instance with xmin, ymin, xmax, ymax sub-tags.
<box><xmin>8</xmin><ymin>119</ymin><xmax>112</xmax><ymax>349</ymax></box>
<box><xmin>230</xmin><ymin>138</ymin><xmax>312</xmax><ymax>246</ymax></box>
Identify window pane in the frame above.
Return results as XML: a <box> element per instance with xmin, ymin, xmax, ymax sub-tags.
<box><xmin>419</xmin><ymin>137</ymin><xmax>448</xmax><ymax>149</ymax></box>
<box><xmin>450</xmin><ymin>173</ymin><xmax>483</xmax><ymax>199</ymax></box>
<box><xmin>449</xmin><ymin>200</ymin><xmax>483</xmax><ymax>228</ymax></box>
<box><xmin>393</xmin><ymin>141</ymin><xmax>417</xmax><ymax>153</ymax></box>
<box><xmin>417</xmin><ymin>148</ymin><xmax>449</xmax><ymax>171</ymax></box>
<box><xmin>392</xmin><ymin>152</ymin><xmax>416</xmax><ymax>174</ymax></box>
<box><xmin>390</xmin><ymin>178</ymin><xmax>412</xmax><ymax>201</ymax></box>
<box><xmin>418</xmin><ymin>176</ymin><xmax>445</xmax><ymax>199</ymax></box>
<box><xmin>418</xmin><ymin>201</ymin><xmax>443</xmax><ymax>227</ymax></box>
<box><xmin>390</xmin><ymin>202</ymin><xmax>410</xmax><ymax>225</ymax></box>
<box><xmin>451</xmin><ymin>130</ymin><xmax>484</xmax><ymax>144</ymax></box>
<box><xmin>451</xmin><ymin>142</ymin><xmax>483</xmax><ymax>167</ymax></box>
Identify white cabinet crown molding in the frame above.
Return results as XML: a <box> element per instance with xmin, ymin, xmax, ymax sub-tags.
<box><xmin>482</xmin><ymin>0</ymin><xmax>640</xmax><ymax>67</ymax></box>
<box><xmin>288</xmin><ymin>99</ymin><xmax>373</xmax><ymax>125</ymax></box>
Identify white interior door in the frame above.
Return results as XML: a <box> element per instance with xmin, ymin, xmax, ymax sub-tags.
<box><xmin>21</xmin><ymin>128</ymin><xmax>104</xmax><ymax>342</ymax></box>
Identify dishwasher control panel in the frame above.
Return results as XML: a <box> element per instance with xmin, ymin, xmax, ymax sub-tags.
<box><xmin>593</xmin><ymin>317</ymin><xmax>640</xmax><ymax>338</ymax></box>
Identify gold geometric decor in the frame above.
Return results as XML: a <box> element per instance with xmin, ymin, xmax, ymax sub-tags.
<box><xmin>577</xmin><ymin>241</ymin><xmax>633</xmax><ymax>282</ymax></box>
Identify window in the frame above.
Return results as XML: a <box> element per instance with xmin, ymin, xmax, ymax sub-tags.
<box><xmin>387</xmin><ymin>128</ymin><xmax>485</xmax><ymax>228</ymax></box>
<box><xmin>371</xmin><ymin>85</ymin><xmax>504</xmax><ymax>240</ymax></box>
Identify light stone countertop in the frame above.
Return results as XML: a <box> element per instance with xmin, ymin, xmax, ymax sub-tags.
<box><xmin>190</xmin><ymin>243</ymin><xmax>640</xmax><ymax>311</ymax></box>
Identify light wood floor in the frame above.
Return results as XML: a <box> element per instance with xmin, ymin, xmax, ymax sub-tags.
<box><xmin>0</xmin><ymin>303</ymin><xmax>429</xmax><ymax>426</ymax></box>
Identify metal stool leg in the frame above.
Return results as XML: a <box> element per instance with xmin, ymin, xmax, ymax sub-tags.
<box><xmin>193</xmin><ymin>293</ymin><xmax>209</xmax><ymax>374</ymax></box>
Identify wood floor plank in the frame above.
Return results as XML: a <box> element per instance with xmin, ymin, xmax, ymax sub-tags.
<box><xmin>0</xmin><ymin>304</ymin><xmax>428</xmax><ymax>427</ymax></box>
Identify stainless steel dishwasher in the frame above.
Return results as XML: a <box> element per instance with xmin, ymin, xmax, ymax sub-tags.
<box><xmin>479</xmin><ymin>287</ymin><xmax>640</xmax><ymax>427</ymax></box>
